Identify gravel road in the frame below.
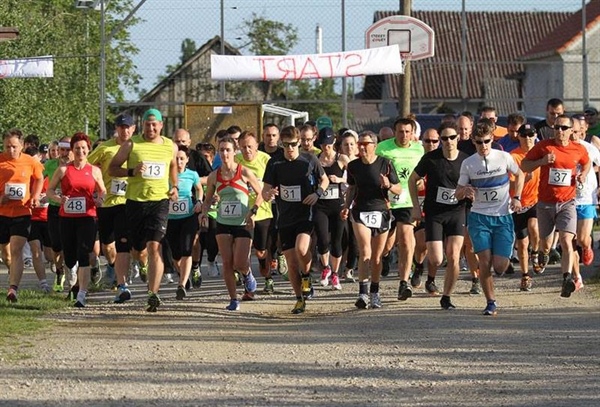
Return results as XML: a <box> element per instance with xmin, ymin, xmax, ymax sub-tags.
<box><xmin>0</xmin><ymin>259</ymin><xmax>598</xmax><ymax>407</ymax></box>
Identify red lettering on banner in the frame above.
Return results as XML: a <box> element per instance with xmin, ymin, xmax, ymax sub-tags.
<box><xmin>319</xmin><ymin>54</ymin><xmax>341</xmax><ymax>78</ymax></box>
<box><xmin>344</xmin><ymin>53</ymin><xmax>362</xmax><ymax>77</ymax></box>
<box><xmin>298</xmin><ymin>57</ymin><xmax>321</xmax><ymax>79</ymax></box>
<box><xmin>276</xmin><ymin>58</ymin><xmax>297</xmax><ymax>80</ymax></box>
<box><xmin>254</xmin><ymin>57</ymin><xmax>275</xmax><ymax>81</ymax></box>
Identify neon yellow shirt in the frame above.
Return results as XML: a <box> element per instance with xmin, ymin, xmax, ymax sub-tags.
<box><xmin>235</xmin><ymin>150</ymin><xmax>273</xmax><ymax>221</ymax></box>
<box><xmin>126</xmin><ymin>135</ymin><xmax>174</xmax><ymax>202</ymax></box>
<box><xmin>88</xmin><ymin>138</ymin><xmax>128</xmax><ymax>207</ymax></box>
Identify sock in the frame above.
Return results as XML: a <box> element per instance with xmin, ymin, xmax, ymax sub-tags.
<box><xmin>9</xmin><ymin>284</ymin><xmax>18</xmax><ymax>291</ymax></box>
<box><xmin>472</xmin><ymin>277</ymin><xmax>479</xmax><ymax>284</ymax></box>
<box><xmin>414</xmin><ymin>261</ymin><xmax>424</xmax><ymax>272</ymax></box>
<box><xmin>369</xmin><ymin>282</ymin><xmax>379</xmax><ymax>294</ymax></box>
<box><xmin>39</xmin><ymin>279</ymin><xmax>48</xmax><ymax>286</ymax></box>
<box><xmin>359</xmin><ymin>281</ymin><xmax>368</xmax><ymax>295</ymax></box>
<box><xmin>301</xmin><ymin>272</ymin><xmax>310</xmax><ymax>279</ymax></box>
<box><xmin>191</xmin><ymin>261</ymin><xmax>199</xmax><ymax>270</ymax></box>
<box><xmin>426</xmin><ymin>275</ymin><xmax>435</xmax><ymax>284</ymax></box>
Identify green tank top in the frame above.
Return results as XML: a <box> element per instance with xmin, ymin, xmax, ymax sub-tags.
<box><xmin>126</xmin><ymin>135</ymin><xmax>174</xmax><ymax>202</ymax></box>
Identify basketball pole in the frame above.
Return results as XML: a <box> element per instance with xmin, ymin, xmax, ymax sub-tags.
<box><xmin>398</xmin><ymin>0</ymin><xmax>412</xmax><ymax>118</ymax></box>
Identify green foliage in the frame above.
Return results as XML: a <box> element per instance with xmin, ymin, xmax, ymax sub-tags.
<box><xmin>287</xmin><ymin>79</ymin><xmax>344</xmax><ymax>126</ymax></box>
<box><xmin>0</xmin><ymin>0</ymin><xmax>141</xmax><ymax>140</ymax></box>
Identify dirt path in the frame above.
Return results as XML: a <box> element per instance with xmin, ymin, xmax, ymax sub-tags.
<box><xmin>0</xmin><ymin>260</ymin><xmax>599</xmax><ymax>407</ymax></box>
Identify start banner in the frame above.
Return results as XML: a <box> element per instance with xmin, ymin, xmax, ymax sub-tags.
<box><xmin>211</xmin><ymin>45</ymin><xmax>402</xmax><ymax>81</ymax></box>
<box><xmin>0</xmin><ymin>56</ymin><xmax>54</xmax><ymax>78</ymax></box>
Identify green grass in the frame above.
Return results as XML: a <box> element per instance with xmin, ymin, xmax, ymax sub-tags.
<box><xmin>0</xmin><ymin>289</ymin><xmax>71</xmax><ymax>359</ymax></box>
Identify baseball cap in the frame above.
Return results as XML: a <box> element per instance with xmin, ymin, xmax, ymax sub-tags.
<box><xmin>115</xmin><ymin>113</ymin><xmax>134</xmax><ymax>127</ymax></box>
<box><xmin>584</xmin><ymin>106</ymin><xmax>598</xmax><ymax>115</ymax></box>
<box><xmin>317</xmin><ymin>127</ymin><xmax>336</xmax><ymax>145</ymax></box>
<box><xmin>39</xmin><ymin>144</ymin><xmax>49</xmax><ymax>153</ymax></box>
<box><xmin>518</xmin><ymin>124</ymin><xmax>536</xmax><ymax>135</ymax></box>
<box><xmin>142</xmin><ymin>108</ymin><xmax>163</xmax><ymax>122</ymax></box>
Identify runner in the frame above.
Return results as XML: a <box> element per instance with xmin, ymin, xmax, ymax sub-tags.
<box><xmin>339</xmin><ymin>130</ymin><xmax>359</xmax><ymax>283</ymax></box>
<box><xmin>341</xmin><ymin>131</ymin><xmax>399</xmax><ymax>309</ymax></box>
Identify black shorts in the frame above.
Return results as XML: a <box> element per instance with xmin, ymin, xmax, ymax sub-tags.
<box><xmin>97</xmin><ymin>204</ymin><xmax>128</xmax><ymax>246</ymax></box>
<box><xmin>414</xmin><ymin>220</ymin><xmax>425</xmax><ymax>233</ymax></box>
<box><xmin>28</xmin><ymin>220</ymin><xmax>51</xmax><ymax>246</ymax></box>
<box><xmin>425</xmin><ymin>209</ymin><xmax>466</xmax><ymax>242</ymax></box>
<box><xmin>216</xmin><ymin>222</ymin><xmax>253</xmax><ymax>239</ymax></box>
<box><xmin>167</xmin><ymin>215</ymin><xmax>199</xmax><ymax>259</ymax></box>
<box><xmin>0</xmin><ymin>215</ymin><xmax>31</xmax><ymax>244</ymax></box>
<box><xmin>279</xmin><ymin>221</ymin><xmax>314</xmax><ymax>251</ymax></box>
<box><xmin>126</xmin><ymin>199</ymin><xmax>170</xmax><ymax>252</ymax></box>
<box><xmin>391</xmin><ymin>208</ymin><xmax>412</xmax><ymax>225</ymax></box>
<box><xmin>512</xmin><ymin>205</ymin><xmax>537</xmax><ymax>240</ymax></box>
<box><xmin>253</xmin><ymin>219</ymin><xmax>270</xmax><ymax>251</ymax></box>
<box><xmin>350</xmin><ymin>208</ymin><xmax>392</xmax><ymax>237</ymax></box>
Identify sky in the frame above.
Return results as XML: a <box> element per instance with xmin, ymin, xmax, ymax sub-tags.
<box><xmin>123</xmin><ymin>0</ymin><xmax>590</xmax><ymax>100</ymax></box>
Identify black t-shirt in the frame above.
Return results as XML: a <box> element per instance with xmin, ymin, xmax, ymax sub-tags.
<box><xmin>413</xmin><ymin>149</ymin><xmax>469</xmax><ymax>215</ymax></box>
<box><xmin>347</xmin><ymin>156</ymin><xmax>399</xmax><ymax>212</ymax></box>
<box><xmin>259</xmin><ymin>144</ymin><xmax>285</xmax><ymax>162</ymax></box>
<box><xmin>534</xmin><ymin>119</ymin><xmax>553</xmax><ymax>141</ymax></box>
<box><xmin>187</xmin><ymin>150</ymin><xmax>213</xmax><ymax>177</ymax></box>
<box><xmin>263</xmin><ymin>152</ymin><xmax>325</xmax><ymax>228</ymax></box>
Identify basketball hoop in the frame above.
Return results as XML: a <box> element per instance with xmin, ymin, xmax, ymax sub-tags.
<box><xmin>365</xmin><ymin>16</ymin><xmax>435</xmax><ymax>62</ymax></box>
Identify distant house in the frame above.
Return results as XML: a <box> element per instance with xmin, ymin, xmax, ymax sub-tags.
<box><xmin>362</xmin><ymin>2</ymin><xmax>600</xmax><ymax>118</ymax></box>
<box><xmin>137</xmin><ymin>36</ymin><xmax>264</xmax><ymax>137</ymax></box>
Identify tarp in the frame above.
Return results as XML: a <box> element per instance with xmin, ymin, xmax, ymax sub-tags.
<box><xmin>0</xmin><ymin>56</ymin><xmax>54</xmax><ymax>78</ymax></box>
<box><xmin>211</xmin><ymin>45</ymin><xmax>402</xmax><ymax>81</ymax></box>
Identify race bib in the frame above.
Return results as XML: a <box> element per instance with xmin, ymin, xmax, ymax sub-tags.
<box><xmin>220</xmin><ymin>200</ymin><xmax>242</xmax><ymax>217</ymax></box>
<box><xmin>280</xmin><ymin>185</ymin><xmax>301</xmax><ymax>202</ymax></box>
<box><xmin>476</xmin><ymin>186</ymin><xmax>505</xmax><ymax>203</ymax></box>
<box><xmin>320</xmin><ymin>184</ymin><xmax>339</xmax><ymax>200</ymax></box>
<box><xmin>142</xmin><ymin>162</ymin><xmax>166</xmax><ymax>179</ymax></box>
<box><xmin>4</xmin><ymin>183</ymin><xmax>26</xmax><ymax>200</ymax></box>
<box><xmin>169</xmin><ymin>199</ymin><xmax>189</xmax><ymax>215</ymax></box>
<box><xmin>359</xmin><ymin>211</ymin><xmax>382</xmax><ymax>228</ymax></box>
<box><xmin>110</xmin><ymin>179</ymin><xmax>127</xmax><ymax>196</ymax></box>
<box><xmin>548</xmin><ymin>168</ymin><xmax>571</xmax><ymax>186</ymax></box>
<box><xmin>64</xmin><ymin>197</ymin><xmax>86</xmax><ymax>214</ymax></box>
<box><xmin>39</xmin><ymin>193</ymin><xmax>49</xmax><ymax>208</ymax></box>
<box><xmin>436</xmin><ymin>187</ymin><xmax>458</xmax><ymax>205</ymax></box>
<box><xmin>389</xmin><ymin>189</ymin><xmax>408</xmax><ymax>205</ymax></box>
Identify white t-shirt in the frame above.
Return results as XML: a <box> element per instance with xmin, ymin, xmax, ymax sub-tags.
<box><xmin>575</xmin><ymin>139</ymin><xmax>600</xmax><ymax>205</ymax></box>
<box><xmin>458</xmin><ymin>149</ymin><xmax>519</xmax><ymax>216</ymax></box>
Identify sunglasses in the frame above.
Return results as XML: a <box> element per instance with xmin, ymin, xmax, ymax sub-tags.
<box><xmin>553</xmin><ymin>125</ymin><xmax>572</xmax><ymax>131</ymax></box>
<box><xmin>423</xmin><ymin>139</ymin><xmax>440</xmax><ymax>144</ymax></box>
<box><xmin>440</xmin><ymin>134</ymin><xmax>458</xmax><ymax>141</ymax></box>
<box><xmin>519</xmin><ymin>133</ymin><xmax>536</xmax><ymax>138</ymax></box>
<box><xmin>282</xmin><ymin>141</ymin><xmax>299</xmax><ymax>148</ymax></box>
<box><xmin>357</xmin><ymin>141</ymin><xmax>375</xmax><ymax>147</ymax></box>
<box><xmin>474</xmin><ymin>139</ymin><xmax>492</xmax><ymax>145</ymax></box>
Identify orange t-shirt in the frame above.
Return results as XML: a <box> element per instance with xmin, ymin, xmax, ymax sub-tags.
<box><xmin>524</xmin><ymin>139</ymin><xmax>589</xmax><ymax>203</ymax></box>
<box><xmin>510</xmin><ymin>147</ymin><xmax>540</xmax><ymax>208</ymax></box>
<box><xmin>0</xmin><ymin>153</ymin><xmax>44</xmax><ymax>217</ymax></box>
<box><xmin>493</xmin><ymin>125</ymin><xmax>508</xmax><ymax>140</ymax></box>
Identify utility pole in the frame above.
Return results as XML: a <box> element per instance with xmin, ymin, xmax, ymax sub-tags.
<box><xmin>398</xmin><ymin>0</ymin><xmax>411</xmax><ymax>117</ymax></box>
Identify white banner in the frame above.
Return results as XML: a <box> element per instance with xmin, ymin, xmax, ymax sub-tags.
<box><xmin>0</xmin><ymin>56</ymin><xmax>54</xmax><ymax>78</ymax></box>
<box><xmin>211</xmin><ymin>45</ymin><xmax>402</xmax><ymax>81</ymax></box>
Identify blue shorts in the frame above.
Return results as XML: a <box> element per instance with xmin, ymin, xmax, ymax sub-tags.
<box><xmin>576</xmin><ymin>204</ymin><xmax>597</xmax><ymax>220</ymax></box>
<box><xmin>467</xmin><ymin>212</ymin><xmax>514</xmax><ymax>259</ymax></box>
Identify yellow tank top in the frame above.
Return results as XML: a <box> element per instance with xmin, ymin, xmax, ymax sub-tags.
<box><xmin>126</xmin><ymin>135</ymin><xmax>173</xmax><ymax>202</ymax></box>
<box><xmin>88</xmin><ymin>138</ymin><xmax>128</xmax><ymax>207</ymax></box>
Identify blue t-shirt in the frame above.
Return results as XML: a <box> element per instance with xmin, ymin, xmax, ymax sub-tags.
<box><xmin>497</xmin><ymin>135</ymin><xmax>520</xmax><ymax>153</ymax></box>
<box><xmin>168</xmin><ymin>168</ymin><xmax>200</xmax><ymax>220</ymax></box>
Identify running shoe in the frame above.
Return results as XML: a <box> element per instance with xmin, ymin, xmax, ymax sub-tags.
<box><xmin>269</xmin><ymin>259</ymin><xmax>278</xmax><ymax>276</ymax></box>
<box><xmin>301</xmin><ymin>276</ymin><xmax>314</xmax><ymax>299</ymax></box>
<box><xmin>6</xmin><ymin>288</ymin><xmax>17</xmax><ymax>303</ymax></box>
<box><xmin>91</xmin><ymin>266</ymin><xmax>102</xmax><ymax>286</ymax></box>
<box><xmin>176</xmin><ymin>285</ymin><xmax>187</xmax><ymax>300</ymax></box>
<box><xmin>548</xmin><ymin>248</ymin><xmax>561</xmax><ymax>265</ymax></box>
<box><xmin>139</xmin><ymin>263</ymin><xmax>148</xmax><ymax>283</ymax></box>
<box><xmin>277</xmin><ymin>254</ymin><xmax>288</xmax><ymax>276</ymax></box>
<box><xmin>263</xmin><ymin>278</ymin><xmax>274</xmax><ymax>294</ymax></box>
<box><xmin>129</xmin><ymin>261</ymin><xmax>140</xmax><ymax>284</ymax></box>
<box><xmin>243</xmin><ymin>271</ymin><xmax>257</xmax><ymax>293</ymax></box>
<box><xmin>397</xmin><ymin>282</ymin><xmax>413</xmax><ymax>301</ymax></box>
<box><xmin>483</xmin><ymin>301</ymin><xmax>497</xmax><ymax>316</ymax></box>
<box><xmin>582</xmin><ymin>247</ymin><xmax>594</xmax><ymax>266</ymax></box>
<box><xmin>207</xmin><ymin>261</ymin><xmax>220</xmax><ymax>277</ymax></box>
<box><xmin>191</xmin><ymin>269</ymin><xmax>202</xmax><ymax>289</ymax></box>
<box><xmin>39</xmin><ymin>281</ymin><xmax>52</xmax><ymax>294</ymax></box>
<box><xmin>355</xmin><ymin>294</ymin><xmax>368</xmax><ymax>309</ymax></box>
<box><xmin>291</xmin><ymin>298</ymin><xmax>305</xmax><ymax>314</ymax></box>
<box><xmin>67</xmin><ymin>265</ymin><xmax>78</xmax><ymax>288</ymax></box>
<box><xmin>165</xmin><ymin>273</ymin><xmax>174</xmax><ymax>284</ymax></box>
<box><xmin>320</xmin><ymin>265</ymin><xmax>332</xmax><ymax>287</ymax></box>
<box><xmin>344</xmin><ymin>268</ymin><xmax>356</xmax><ymax>283</ymax></box>
<box><xmin>369</xmin><ymin>292</ymin><xmax>382</xmax><ymax>309</ymax></box>
<box><xmin>520</xmin><ymin>275</ymin><xmax>532</xmax><ymax>292</ymax></box>
<box><xmin>331</xmin><ymin>273</ymin><xmax>342</xmax><ymax>290</ymax></box>
<box><xmin>23</xmin><ymin>258</ymin><xmax>33</xmax><ymax>268</ymax></box>
<box><xmin>74</xmin><ymin>291</ymin><xmax>86</xmax><ymax>308</ymax></box>
<box><xmin>469</xmin><ymin>279</ymin><xmax>481</xmax><ymax>295</ymax></box>
<box><xmin>66</xmin><ymin>285</ymin><xmax>78</xmax><ymax>302</ymax></box>
<box><xmin>560</xmin><ymin>274</ymin><xmax>576</xmax><ymax>298</ymax></box>
<box><xmin>425</xmin><ymin>280</ymin><xmax>439</xmax><ymax>296</ymax></box>
<box><xmin>459</xmin><ymin>256</ymin><xmax>468</xmax><ymax>271</ymax></box>
<box><xmin>113</xmin><ymin>287</ymin><xmax>132</xmax><ymax>303</ymax></box>
<box><xmin>234</xmin><ymin>271</ymin><xmax>243</xmax><ymax>287</ymax></box>
<box><xmin>146</xmin><ymin>292</ymin><xmax>161</xmax><ymax>312</ymax></box>
<box><xmin>574</xmin><ymin>276</ymin><xmax>585</xmax><ymax>292</ymax></box>
<box><xmin>226</xmin><ymin>298</ymin><xmax>240</xmax><ymax>311</ymax></box>
<box><xmin>410</xmin><ymin>269</ymin><xmax>423</xmax><ymax>288</ymax></box>
<box><xmin>440</xmin><ymin>296</ymin><xmax>456</xmax><ymax>310</ymax></box>
<box><xmin>54</xmin><ymin>268</ymin><xmax>65</xmax><ymax>292</ymax></box>
<box><xmin>533</xmin><ymin>251</ymin><xmax>548</xmax><ymax>274</ymax></box>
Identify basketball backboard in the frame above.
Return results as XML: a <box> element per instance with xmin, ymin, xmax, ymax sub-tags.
<box><xmin>365</xmin><ymin>15</ymin><xmax>435</xmax><ymax>61</ymax></box>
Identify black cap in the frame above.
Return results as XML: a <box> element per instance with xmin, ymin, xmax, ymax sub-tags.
<box><xmin>317</xmin><ymin>127</ymin><xmax>336</xmax><ymax>145</ymax></box>
<box><xmin>39</xmin><ymin>144</ymin><xmax>49</xmax><ymax>153</ymax></box>
<box><xmin>115</xmin><ymin>114</ymin><xmax>134</xmax><ymax>126</ymax></box>
<box><xmin>518</xmin><ymin>124</ymin><xmax>536</xmax><ymax>135</ymax></box>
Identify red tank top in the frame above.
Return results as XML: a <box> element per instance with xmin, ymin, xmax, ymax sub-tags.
<box><xmin>31</xmin><ymin>177</ymin><xmax>49</xmax><ymax>222</ymax></box>
<box><xmin>59</xmin><ymin>163</ymin><xmax>97</xmax><ymax>218</ymax></box>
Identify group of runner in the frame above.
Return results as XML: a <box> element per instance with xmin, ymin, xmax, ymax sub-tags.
<box><xmin>0</xmin><ymin>99</ymin><xmax>595</xmax><ymax>315</ymax></box>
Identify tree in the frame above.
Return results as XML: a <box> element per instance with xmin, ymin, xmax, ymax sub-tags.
<box><xmin>0</xmin><ymin>0</ymin><xmax>141</xmax><ymax>140</ymax></box>
<box><xmin>156</xmin><ymin>38</ymin><xmax>197</xmax><ymax>84</ymax></box>
<box><xmin>288</xmin><ymin>79</ymin><xmax>345</xmax><ymax>126</ymax></box>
